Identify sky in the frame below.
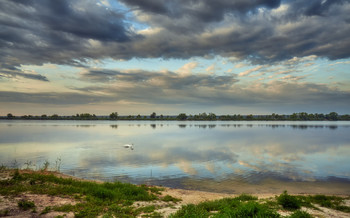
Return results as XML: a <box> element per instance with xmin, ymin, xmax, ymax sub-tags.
<box><xmin>0</xmin><ymin>0</ymin><xmax>349</xmax><ymax>116</ymax></box>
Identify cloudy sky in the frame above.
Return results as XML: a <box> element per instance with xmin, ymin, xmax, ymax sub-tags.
<box><xmin>0</xmin><ymin>0</ymin><xmax>349</xmax><ymax>116</ymax></box>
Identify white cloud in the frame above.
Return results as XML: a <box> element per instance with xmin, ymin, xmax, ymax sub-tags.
<box><xmin>177</xmin><ymin>62</ymin><xmax>198</xmax><ymax>76</ymax></box>
<box><xmin>206</xmin><ymin>64</ymin><xmax>215</xmax><ymax>74</ymax></box>
<box><xmin>238</xmin><ymin>66</ymin><xmax>263</xmax><ymax>77</ymax></box>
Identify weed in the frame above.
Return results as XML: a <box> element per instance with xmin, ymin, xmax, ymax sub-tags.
<box><xmin>306</xmin><ymin>195</ymin><xmax>350</xmax><ymax>213</ymax></box>
<box><xmin>171</xmin><ymin>197</ymin><xmax>279</xmax><ymax>218</ymax></box>
<box><xmin>137</xmin><ymin>205</ymin><xmax>156</xmax><ymax>213</ymax></box>
<box><xmin>11</xmin><ymin>159</ymin><xmax>18</xmax><ymax>169</ymax></box>
<box><xmin>0</xmin><ymin>164</ymin><xmax>7</xmax><ymax>171</ymax></box>
<box><xmin>41</xmin><ymin>160</ymin><xmax>50</xmax><ymax>171</ymax></box>
<box><xmin>141</xmin><ymin>184</ymin><xmax>164</xmax><ymax>195</ymax></box>
<box><xmin>277</xmin><ymin>191</ymin><xmax>301</xmax><ymax>210</ymax></box>
<box><xmin>0</xmin><ymin>209</ymin><xmax>9</xmax><ymax>216</ymax></box>
<box><xmin>162</xmin><ymin>195</ymin><xmax>181</xmax><ymax>203</ymax></box>
<box><xmin>335</xmin><ymin>205</ymin><xmax>350</xmax><ymax>213</ymax></box>
<box><xmin>289</xmin><ymin>210</ymin><xmax>312</xmax><ymax>218</ymax></box>
<box><xmin>41</xmin><ymin>206</ymin><xmax>51</xmax><ymax>214</ymax></box>
<box><xmin>55</xmin><ymin>157</ymin><xmax>62</xmax><ymax>172</ymax></box>
<box><xmin>214</xmin><ymin>201</ymin><xmax>280</xmax><ymax>218</ymax></box>
<box><xmin>53</xmin><ymin>204</ymin><xmax>76</xmax><ymax>212</ymax></box>
<box><xmin>24</xmin><ymin>160</ymin><xmax>35</xmax><ymax>170</ymax></box>
<box><xmin>234</xmin><ymin>193</ymin><xmax>258</xmax><ymax>201</ymax></box>
<box><xmin>143</xmin><ymin>211</ymin><xmax>163</xmax><ymax>217</ymax></box>
<box><xmin>170</xmin><ymin>204</ymin><xmax>210</xmax><ymax>218</ymax></box>
<box><xmin>18</xmin><ymin>199</ymin><xmax>35</xmax><ymax>210</ymax></box>
<box><xmin>12</xmin><ymin>168</ymin><xmax>22</xmax><ymax>180</ymax></box>
<box><xmin>263</xmin><ymin>200</ymin><xmax>280</xmax><ymax>209</ymax></box>
<box><xmin>31</xmin><ymin>207</ymin><xmax>37</xmax><ymax>213</ymax></box>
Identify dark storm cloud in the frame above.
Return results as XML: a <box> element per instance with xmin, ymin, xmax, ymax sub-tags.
<box><xmin>80</xmin><ymin>69</ymin><xmax>239</xmax><ymax>89</ymax></box>
<box><xmin>72</xmin><ymin>68</ymin><xmax>350</xmax><ymax>109</ymax></box>
<box><xmin>0</xmin><ymin>0</ymin><xmax>134</xmax><ymax>74</ymax></box>
<box><xmin>0</xmin><ymin>64</ymin><xmax>49</xmax><ymax>81</ymax></box>
<box><xmin>1</xmin><ymin>75</ymin><xmax>349</xmax><ymax>110</ymax></box>
<box><xmin>1</xmin><ymin>0</ymin><xmax>350</xmax><ymax>69</ymax></box>
<box><xmin>121</xmin><ymin>0</ymin><xmax>281</xmax><ymax>22</ymax></box>
<box><xmin>0</xmin><ymin>91</ymin><xmax>112</xmax><ymax>105</ymax></box>
<box><xmin>288</xmin><ymin>0</ymin><xmax>347</xmax><ymax>17</ymax></box>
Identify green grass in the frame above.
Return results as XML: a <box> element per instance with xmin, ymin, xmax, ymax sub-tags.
<box><xmin>288</xmin><ymin>210</ymin><xmax>312</xmax><ymax>218</ymax></box>
<box><xmin>170</xmin><ymin>194</ymin><xmax>280</xmax><ymax>218</ymax></box>
<box><xmin>277</xmin><ymin>191</ymin><xmax>301</xmax><ymax>210</ymax></box>
<box><xmin>162</xmin><ymin>195</ymin><xmax>182</xmax><ymax>203</ymax></box>
<box><xmin>40</xmin><ymin>206</ymin><xmax>51</xmax><ymax>214</ymax></box>
<box><xmin>171</xmin><ymin>192</ymin><xmax>350</xmax><ymax>218</ymax></box>
<box><xmin>306</xmin><ymin>195</ymin><xmax>350</xmax><ymax>212</ymax></box>
<box><xmin>0</xmin><ymin>170</ymin><xmax>169</xmax><ymax>217</ymax></box>
<box><xmin>18</xmin><ymin>199</ymin><xmax>35</xmax><ymax>210</ymax></box>
<box><xmin>0</xmin><ymin>209</ymin><xmax>9</xmax><ymax>216</ymax></box>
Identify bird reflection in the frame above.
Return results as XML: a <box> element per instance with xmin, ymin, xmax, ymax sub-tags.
<box><xmin>123</xmin><ymin>144</ymin><xmax>134</xmax><ymax>150</ymax></box>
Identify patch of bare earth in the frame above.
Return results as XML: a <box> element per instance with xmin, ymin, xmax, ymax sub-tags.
<box><xmin>0</xmin><ymin>194</ymin><xmax>76</xmax><ymax>217</ymax></box>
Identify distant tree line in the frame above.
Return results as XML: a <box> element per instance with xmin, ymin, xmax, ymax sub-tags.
<box><xmin>2</xmin><ymin>112</ymin><xmax>349</xmax><ymax>121</ymax></box>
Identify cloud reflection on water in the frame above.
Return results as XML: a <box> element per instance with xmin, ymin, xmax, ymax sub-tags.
<box><xmin>0</xmin><ymin>121</ymin><xmax>349</xmax><ymax>188</ymax></box>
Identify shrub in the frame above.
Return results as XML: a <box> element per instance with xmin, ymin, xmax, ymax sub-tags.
<box><xmin>277</xmin><ymin>191</ymin><xmax>301</xmax><ymax>210</ymax></box>
<box><xmin>215</xmin><ymin>201</ymin><xmax>280</xmax><ymax>218</ymax></box>
<box><xmin>289</xmin><ymin>210</ymin><xmax>312</xmax><ymax>218</ymax></box>
<box><xmin>18</xmin><ymin>199</ymin><xmax>35</xmax><ymax>210</ymax></box>
<box><xmin>170</xmin><ymin>204</ymin><xmax>209</xmax><ymax>218</ymax></box>
<box><xmin>162</xmin><ymin>195</ymin><xmax>181</xmax><ymax>203</ymax></box>
<box><xmin>234</xmin><ymin>194</ymin><xmax>258</xmax><ymax>201</ymax></box>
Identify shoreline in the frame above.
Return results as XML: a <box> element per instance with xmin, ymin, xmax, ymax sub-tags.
<box><xmin>4</xmin><ymin>169</ymin><xmax>350</xmax><ymax>197</ymax></box>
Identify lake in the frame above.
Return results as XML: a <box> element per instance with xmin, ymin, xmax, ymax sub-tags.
<box><xmin>1</xmin><ymin>120</ymin><xmax>350</xmax><ymax>194</ymax></box>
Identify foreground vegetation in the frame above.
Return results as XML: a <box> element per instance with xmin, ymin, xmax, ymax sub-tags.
<box><xmin>2</xmin><ymin>111</ymin><xmax>350</xmax><ymax>121</ymax></box>
<box><xmin>170</xmin><ymin>191</ymin><xmax>350</xmax><ymax>218</ymax></box>
<box><xmin>0</xmin><ymin>169</ymin><xmax>176</xmax><ymax>217</ymax></box>
<box><xmin>1</xmin><ymin>169</ymin><xmax>349</xmax><ymax>217</ymax></box>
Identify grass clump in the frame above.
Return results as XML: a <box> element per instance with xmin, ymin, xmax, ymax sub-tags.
<box><xmin>0</xmin><ymin>209</ymin><xmax>9</xmax><ymax>216</ymax></box>
<box><xmin>307</xmin><ymin>195</ymin><xmax>350</xmax><ymax>212</ymax></box>
<box><xmin>288</xmin><ymin>210</ymin><xmax>312</xmax><ymax>218</ymax></box>
<box><xmin>136</xmin><ymin>205</ymin><xmax>157</xmax><ymax>213</ymax></box>
<box><xmin>18</xmin><ymin>199</ymin><xmax>35</xmax><ymax>210</ymax></box>
<box><xmin>162</xmin><ymin>195</ymin><xmax>182</xmax><ymax>203</ymax></box>
<box><xmin>234</xmin><ymin>193</ymin><xmax>258</xmax><ymax>201</ymax></box>
<box><xmin>170</xmin><ymin>194</ymin><xmax>279</xmax><ymax>218</ymax></box>
<box><xmin>217</xmin><ymin>201</ymin><xmax>279</xmax><ymax>218</ymax></box>
<box><xmin>277</xmin><ymin>191</ymin><xmax>301</xmax><ymax>210</ymax></box>
<box><xmin>170</xmin><ymin>204</ymin><xmax>210</xmax><ymax>218</ymax></box>
<box><xmin>40</xmin><ymin>206</ymin><xmax>51</xmax><ymax>214</ymax></box>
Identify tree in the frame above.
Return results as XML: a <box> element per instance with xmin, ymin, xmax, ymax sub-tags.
<box><xmin>51</xmin><ymin>114</ymin><xmax>59</xmax><ymax>120</ymax></box>
<box><xmin>150</xmin><ymin>112</ymin><xmax>156</xmax><ymax>119</ymax></box>
<box><xmin>246</xmin><ymin>114</ymin><xmax>254</xmax><ymax>120</ymax></box>
<box><xmin>326</xmin><ymin>112</ymin><xmax>338</xmax><ymax>121</ymax></box>
<box><xmin>7</xmin><ymin>113</ymin><xmax>14</xmax><ymax>119</ymax></box>
<box><xmin>207</xmin><ymin>113</ymin><xmax>216</xmax><ymax>120</ymax></box>
<box><xmin>109</xmin><ymin>112</ymin><xmax>118</xmax><ymax>120</ymax></box>
<box><xmin>177</xmin><ymin>113</ymin><xmax>187</xmax><ymax>120</ymax></box>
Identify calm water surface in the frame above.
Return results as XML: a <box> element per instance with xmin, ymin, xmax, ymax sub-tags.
<box><xmin>1</xmin><ymin>120</ymin><xmax>350</xmax><ymax>193</ymax></box>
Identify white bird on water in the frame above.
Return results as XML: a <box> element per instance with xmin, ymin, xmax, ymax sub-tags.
<box><xmin>123</xmin><ymin>143</ymin><xmax>134</xmax><ymax>150</ymax></box>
